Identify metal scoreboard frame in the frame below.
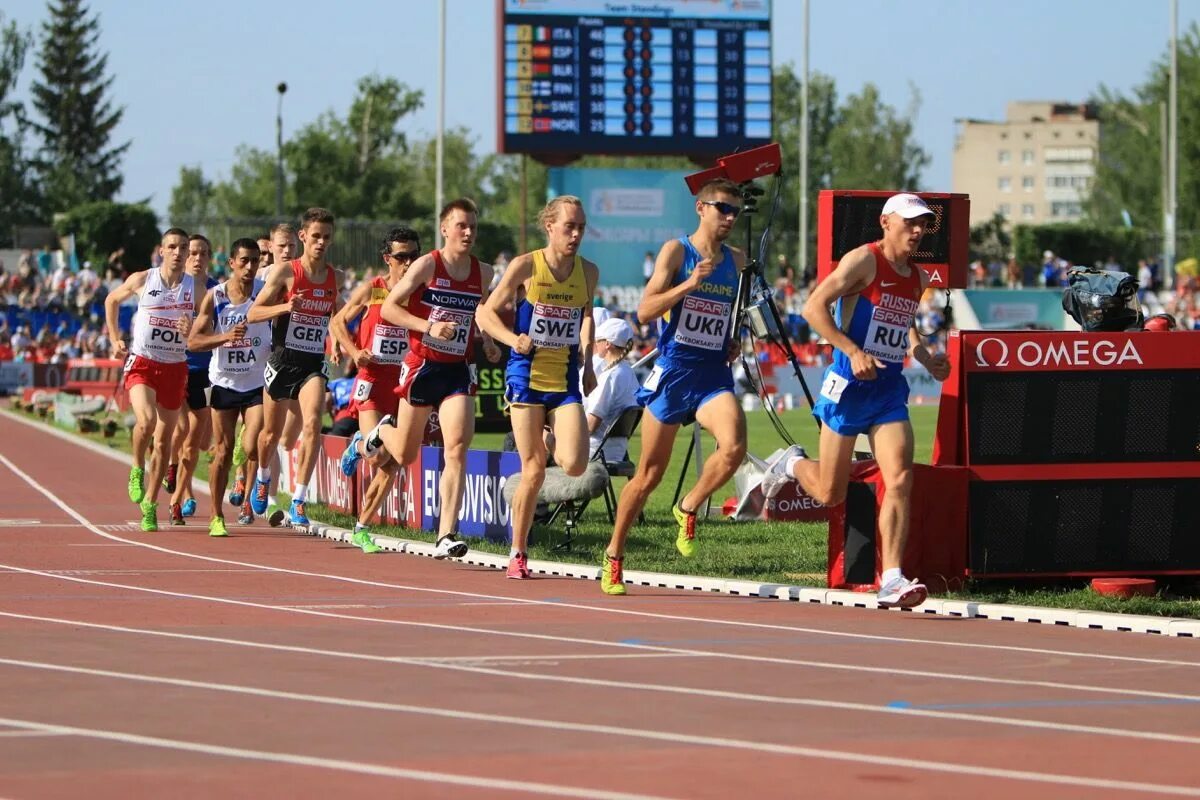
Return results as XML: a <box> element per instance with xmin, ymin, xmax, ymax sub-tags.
<box><xmin>496</xmin><ymin>0</ymin><xmax>772</xmax><ymax>160</ymax></box>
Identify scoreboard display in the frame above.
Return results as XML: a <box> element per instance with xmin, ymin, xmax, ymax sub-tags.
<box><xmin>497</xmin><ymin>0</ymin><xmax>772</xmax><ymax>158</ymax></box>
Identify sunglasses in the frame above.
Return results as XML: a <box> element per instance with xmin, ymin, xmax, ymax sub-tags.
<box><xmin>701</xmin><ymin>200</ymin><xmax>742</xmax><ymax>218</ymax></box>
<box><xmin>385</xmin><ymin>250</ymin><xmax>419</xmax><ymax>264</ymax></box>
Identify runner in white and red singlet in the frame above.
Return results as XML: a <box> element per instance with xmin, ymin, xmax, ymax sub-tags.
<box><xmin>248</xmin><ymin>207</ymin><xmax>344</xmax><ymax>528</ymax></box>
<box><xmin>104</xmin><ymin>227</ymin><xmax>200</xmax><ymax>532</ymax></box>
<box><xmin>360</xmin><ymin>198</ymin><xmax>501</xmax><ymax>560</ymax></box>
<box><xmin>329</xmin><ymin>226</ymin><xmax>421</xmax><ymax>554</ymax></box>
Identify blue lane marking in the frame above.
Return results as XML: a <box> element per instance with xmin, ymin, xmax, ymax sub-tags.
<box><xmin>887</xmin><ymin>698</ymin><xmax>1200</xmax><ymax>711</ymax></box>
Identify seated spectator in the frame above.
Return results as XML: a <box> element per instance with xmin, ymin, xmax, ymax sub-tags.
<box><xmin>584</xmin><ymin>318</ymin><xmax>640</xmax><ymax>462</ymax></box>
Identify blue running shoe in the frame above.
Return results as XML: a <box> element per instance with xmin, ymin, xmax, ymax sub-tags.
<box><xmin>289</xmin><ymin>498</ymin><xmax>310</xmax><ymax>527</ymax></box>
<box><xmin>228</xmin><ymin>475</ymin><xmax>246</xmax><ymax>506</ymax></box>
<box><xmin>340</xmin><ymin>431</ymin><xmax>363</xmax><ymax>477</ymax></box>
<box><xmin>181</xmin><ymin>498</ymin><xmax>197</xmax><ymax>517</ymax></box>
<box><xmin>250</xmin><ymin>478</ymin><xmax>270</xmax><ymax>514</ymax></box>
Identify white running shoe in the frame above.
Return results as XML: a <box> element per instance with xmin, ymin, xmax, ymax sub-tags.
<box><xmin>433</xmin><ymin>534</ymin><xmax>469</xmax><ymax>560</ymax></box>
<box><xmin>363</xmin><ymin>414</ymin><xmax>395</xmax><ymax>457</ymax></box>
<box><xmin>760</xmin><ymin>444</ymin><xmax>807</xmax><ymax>499</ymax></box>
<box><xmin>876</xmin><ymin>576</ymin><xmax>928</xmax><ymax>609</ymax></box>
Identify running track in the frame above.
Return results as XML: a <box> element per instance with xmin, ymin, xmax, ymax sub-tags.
<box><xmin>1</xmin><ymin>412</ymin><xmax>1199</xmax><ymax>799</ymax></box>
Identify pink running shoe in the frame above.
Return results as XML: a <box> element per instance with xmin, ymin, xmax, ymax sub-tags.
<box><xmin>506</xmin><ymin>553</ymin><xmax>532</xmax><ymax>580</ymax></box>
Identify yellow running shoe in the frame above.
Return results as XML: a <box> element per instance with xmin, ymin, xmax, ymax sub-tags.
<box><xmin>139</xmin><ymin>500</ymin><xmax>158</xmax><ymax>532</ymax></box>
<box><xmin>600</xmin><ymin>553</ymin><xmax>627</xmax><ymax>596</ymax></box>
<box><xmin>673</xmin><ymin>504</ymin><xmax>697</xmax><ymax>557</ymax></box>
<box><xmin>208</xmin><ymin>518</ymin><xmax>229</xmax><ymax>538</ymax></box>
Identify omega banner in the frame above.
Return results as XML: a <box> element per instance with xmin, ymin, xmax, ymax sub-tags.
<box><xmin>934</xmin><ymin>330</ymin><xmax>1200</xmax><ymax>577</ymax></box>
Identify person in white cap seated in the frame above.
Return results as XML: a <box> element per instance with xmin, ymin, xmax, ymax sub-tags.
<box><xmin>584</xmin><ymin>317</ymin><xmax>639</xmax><ymax>462</ymax></box>
<box><xmin>759</xmin><ymin>192</ymin><xmax>952</xmax><ymax>609</ymax></box>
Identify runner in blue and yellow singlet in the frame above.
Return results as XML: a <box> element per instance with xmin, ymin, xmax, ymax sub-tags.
<box><xmin>598</xmin><ymin>178</ymin><xmax>748</xmax><ymax>596</ymax></box>
<box><xmin>476</xmin><ymin>196</ymin><xmax>599</xmax><ymax>580</ymax></box>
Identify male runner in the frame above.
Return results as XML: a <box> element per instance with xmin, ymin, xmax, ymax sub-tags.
<box><xmin>599</xmin><ymin>178</ymin><xmax>747</xmax><ymax>595</ymax></box>
<box><xmin>166</xmin><ymin>234</ymin><xmax>219</xmax><ymax>524</ymax></box>
<box><xmin>187</xmin><ymin>238</ymin><xmax>271</xmax><ymax>536</ymax></box>
<box><xmin>760</xmin><ymin>192</ymin><xmax>951</xmax><ymax>609</ymax></box>
<box><xmin>476</xmin><ymin>195</ymin><xmax>598</xmax><ymax>579</ymax></box>
<box><xmin>332</xmin><ymin>227</ymin><xmax>421</xmax><ymax>554</ymax></box>
<box><xmin>105</xmin><ymin>228</ymin><xmax>199</xmax><ymax>531</ymax></box>
<box><xmin>249</xmin><ymin>208</ymin><xmax>343</xmax><ymax>527</ymax></box>
<box><xmin>360</xmin><ymin>198</ymin><xmax>501</xmax><ymax>559</ymax></box>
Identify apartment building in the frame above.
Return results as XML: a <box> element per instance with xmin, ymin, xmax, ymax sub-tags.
<box><xmin>952</xmin><ymin>101</ymin><xmax>1099</xmax><ymax>227</ymax></box>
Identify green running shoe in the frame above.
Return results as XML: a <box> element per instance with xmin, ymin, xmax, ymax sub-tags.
<box><xmin>209</xmin><ymin>518</ymin><xmax>229</xmax><ymax>538</ymax></box>
<box><xmin>127</xmin><ymin>466</ymin><xmax>145</xmax><ymax>504</ymax></box>
<box><xmin>232</xmin><ymin>424</ymin><xmax>247</xmax><ymax>467</ymax></box>
<box><xmin>351</xmin><ymin>528</ymin><xmax>382</xmax><ymax>554</ymax></box>
<box><xmin>139</xmin><ymin>500</ymin><xmax>158</xmax><ymax>532</ymax></box>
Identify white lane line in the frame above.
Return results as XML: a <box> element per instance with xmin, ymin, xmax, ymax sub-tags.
<box><xmin>0</xmin><ymin>664</ymin><xmax>1195</xmax><ymax>798</ymax></box>
<box><xmin>421</xmin><ymin>653</ymin><xmax>692</xmax><ymax>663</ymax></box>
<box><xmin>0</xmin><ymin>715</ymin><xmax>675</xmax><ymax>800</ymax></box>
<box><xmin>0</xmin><ymin>729</ymin><xmax>69</xmax><ymax>738</ymax></box>
<box><xmin>0</xmin><ymin>450</ymin><xmax>1195</xmax><ymax>671</ymax></box>
<box><xmin>1</xmin><ymin>608</ymin><xmax>1199</xmax><ymax>747</ymax></box>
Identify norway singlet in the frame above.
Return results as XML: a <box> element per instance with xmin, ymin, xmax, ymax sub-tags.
<box><xmin>657</xmin><ymin>237</ymin><xmax>737</xmax><ymax>365</ymax></box>
<box><xmin>270</xmin><ymin>259</ymin><xmax>336</xmax><ymax>369</ymax></box>
<box><xmin>507</xmin><ymin>250</ymin><xmax>587</xmax><ymax>393</ymax></box>
<box><xmin>209</xmin><ymin>279</ymin><xmax>271</xmax><ymax>392</ymax></box>
<box><xmin>406</xmin><ymin>250</ymin><xmax>482</xmax><ymax>364</ymax></box>
<box><xmin>129</xmin><ymin>269</ymin><xmax>196</xmax><ymax>364</ymax></box>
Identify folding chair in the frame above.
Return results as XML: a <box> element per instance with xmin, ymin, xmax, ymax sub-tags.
<box><xmin>590</xmin><ymin>406</ymin><xmax>643</xmax><ymax>523</ymax></box>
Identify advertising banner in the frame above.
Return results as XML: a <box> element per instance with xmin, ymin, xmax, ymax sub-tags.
<box><xmin>420</xmin><ymin>446</ymin><xmax>522</xmax><ymax>543</ymax></box>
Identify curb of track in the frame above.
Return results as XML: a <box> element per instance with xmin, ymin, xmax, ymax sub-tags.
<box><xmin>6</xmin><ymin>407</ymin><xmax>1200</xmax><ymax>639</ymax></box>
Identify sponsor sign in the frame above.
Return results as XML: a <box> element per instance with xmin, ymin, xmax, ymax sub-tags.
<box><xmin>962</xmin><ymin>332</ymin><xmax>1179</xmax><ymax>372</ymax></box>
<box><xmin>0</xmin><ymin>361</ymin><xmax>33</xmax><ymax>393</ymax></box>
<box><xmin>421</xmin><ymin>447</ymin><xmax>522</xmax><ymax>542</ymax></box>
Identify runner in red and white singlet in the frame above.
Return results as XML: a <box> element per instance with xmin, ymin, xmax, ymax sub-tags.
<box><xmin>359</xmin><ymin>199</ymin><xmax>502</xmax><ymax>560</ymax></box>
<box><xmin>104</xmin><ymin>227</ymin><xmax>200</xmax><ymax>531</ymax></box>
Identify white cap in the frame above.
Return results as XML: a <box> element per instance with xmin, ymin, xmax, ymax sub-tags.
<box><xmin>881</xmin><ymin>193</ymin><xmax>934</xmax><ymax>219</ymax></box>
<box><xmin>595</xmin><ymin>317</ymin><xmax>634</xmax><ymax>347</ymax></box>
<box><xmin>592</xmin><ymin>306</ymin><xmax>611</xmax><ymax>327</ymax></box>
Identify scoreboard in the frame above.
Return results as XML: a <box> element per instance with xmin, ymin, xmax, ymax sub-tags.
<box><xmin>497</xmin><ymin>0</ymin><xmax>772</xmax><ymax>158</ymax></box>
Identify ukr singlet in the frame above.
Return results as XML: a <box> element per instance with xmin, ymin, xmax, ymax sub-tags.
<box><xmin>270</xmin><ymin>259</ymin><xmax>336</xmax><ymax>368</ymax></box>
<box><xmin>209</xmin><ymin>279</ymin><xmax>272</xmax><ymax>392</ymax></box>
<box><xmin>129</xmin><ymin>268</ymin><xmax>195</xmax><ymax>364</ymax></box>
<box><xmin>829</xmin><ymin>241</ymin><xmax>923</xmax><ymax>382</ymax></box>
<box><xmin>406</xmin><ymin>250</ymin><xmax>482</xmax><ymax>364</ymax></box>
<box><xmin>508</xmin><ymin>250</ymin><xmax>588</xmax><ymax>392</ymax></box>
<box><xmin>657</xmin><ymin>237</ymin><xmax>737</xmax><ymax>365</ymax></box>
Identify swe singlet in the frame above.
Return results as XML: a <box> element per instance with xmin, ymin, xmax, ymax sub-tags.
<box><xmin>356</xmin><ymin>276</ymin><xmax>407</xmax><ymax>375</ymax></box>
<box><xmin>185</xmin><ymin>275</ymin><xmax>220</xmax><ymax>372</ymax></box>
<box><xmin>657</xmin><ymin>237</ymin><xmax>738</xmax><ymax>365</ymax></box>
<box><xmin>271</xmin><ymin>259</ymin><xmax>336</xmax><ymax>367</ymax></box>
<box><xmin>829</xmin><ymin>241</ymin><xmax>924</xmax><ymax>382</ymax></box>
<box><xmin>129</xmin><ymin>269</ymin><xmax>196</xmax><ymax>365</ymax></box>
<box><xmin>508</xmin><ymin>250</ymin><xmax>588</xmax><ymax>392</ymax></box>
<box><xmin>406</xmin><ymin>250</ymin><xmax>483</xmax><ymax>364</ymax></box>
<box><xmin>209</xmin><ymin>279</ymin><xmax>272</xmax><ymax>392</ymax></box>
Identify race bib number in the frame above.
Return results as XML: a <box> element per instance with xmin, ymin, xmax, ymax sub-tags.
<box><xmin>353</xmin><ymin>378</ymin><xmax>373</xmax><ymax>402</ymax></box>
<box><xmin>863</xmin><ymin>295</ymin><xmax>915</xmax><ymax>363</ymax></box>
<box><xmin>423</xmin><ymin>308</ymin><xmax>471</xmax><ymax>357</ymax></box>
<box><xmin>820</xmin><ymin>372</ymin><xmax>849</xmax><ymax>403</ymax></box>
<box><xmin>642</xmin><ymin>365</ymin><xmax>663</xmax><ymax>392</ymax></box>
<box><xmin>529</xmin><ymin>302</ymin><xmax>582</xmax><ymax>349</ymax></box>
<box><xmin>675</xmin><ymin>296</ymin><xmax>730</xmax><ymax>351</ymax></box>
<box><xmin>263</xmin><ymin>361</ymin><xmax>278</xmax><ymax>389</ymax></box>
<box><xmin>144</xmin><ymin>313</ymin><xmax>187</xmax><ymax>358</ymax></box>
<box><xmin>285</xmin><ymin>311</ymin><xmax>328</xmax><ymax>354</ymax></box>
<box><xmin>399</xmin><ymin>361</ymin><xmax>411</xmax><ymax>386</ymax></box>
<box><xmin>468</xmin><ymin>363</ymin><xmax>478</xmax><ymax>389</ymax></box>
<box><xmin>371</xmin><ymin>323</ymin><xmax>409</xmax><ymax>364</ymax></box>
<box><xmin>217</xmin><ymin>338</ymin><xmax>259</xmax><ymax>374</ymax></box>
<box><xmin>124</xmin><ymin>353</ymin><xmax>136</xmax><ymax>372</ymax></box>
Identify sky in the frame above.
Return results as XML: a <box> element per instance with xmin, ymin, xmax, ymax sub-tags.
<box><xmin>4</xmin><ymin>0</ymin><xmax>1198</xmax><ymax>220</ymax></box>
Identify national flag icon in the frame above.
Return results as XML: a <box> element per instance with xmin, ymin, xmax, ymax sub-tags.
<box><xmin>531</xmin><ymin>80</ymin><xmax>551</xmax><ymax>96</ymax></box>
<box><xmin>533</xmin><ymin>117</ymin><xmax>552</xmax><ymax>132</ymax></box>
<box><xmin>531</xmin><ymin>44</ymin><xmax>551</xmax><ymax>59</ymax></box>
<box><xmin>532</xmin><ymin>62</ymin><xmax>551</xmax><ymax>76</ymax></box>
<box><xmin>534</xmin><ymin>25</ymin><xmax>550</xmax><ymax>41</ymax></box>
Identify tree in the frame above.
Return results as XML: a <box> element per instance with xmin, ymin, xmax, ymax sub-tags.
<box><xmin>970</xmin><ymin>212</ymin><xmax>1012</xmax><ymax>265</ymax></box>
<box><xmin>168</xmin><ymin>166</ymin><xmax>215</xmax><ymax>223</ymax></box>
<box><xmin>0</xmin><ymin>12</ymin><xmax>38</xmax><ymax>246</ymax></box>
<box><xmin>56</xmin><ymin>200</ymin><xmax>159</xmax><ymax>268</ymax></box>
<box><xmin>29</xmin><ymin>0</ymin><xmax>129</xmax><ymax>214</ymax></box>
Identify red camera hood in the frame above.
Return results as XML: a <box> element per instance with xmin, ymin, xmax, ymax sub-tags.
<box><xmin>684</xmin><ymin>142</ymin><xmax>782</xmax><ymax>195</ymax></box>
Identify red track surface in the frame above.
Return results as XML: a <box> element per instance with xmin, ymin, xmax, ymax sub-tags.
<box><xmin>1</xmin><ymin>412</ymin><xmax>1199</xmax><ymax>799</ymax></box>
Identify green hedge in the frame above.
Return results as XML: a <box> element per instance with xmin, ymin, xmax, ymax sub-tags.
<box><xmin>1013</xmin><ymin>223</ymin><xmax>1147</xmax><ymax>270</ymax></box>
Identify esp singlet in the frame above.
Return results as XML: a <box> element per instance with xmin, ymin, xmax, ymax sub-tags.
<box><xmin>129</xmin><ymin>269</ymin><xmax>196</xmax><ymax>364</ymax></box>
<box><xmin>657</xmin><ymin>237</ymin><xmax>738</xmax><ymax>364</ymax></box>
<box><xmin>406</xmin><ymin>250</ymin><xmax>482</xmax><ymax>363</ymax></box>
<box><xmin>830</xmin><ymin>241</ymin><xmax>923</xmax><ymax>381</ymax></box>
<box><xmin>356</xmin><ymin>276</ymin><xmax>408</xmax><ymax>372</ymax></box>
<box><xmin>271</xmin><ymin>259</ymin><xmax>336</xmax><ymax>366</ymax></box>
<box><xmin>508</xmin><ymin>250</ymin><xmax>588</xmax><ymax>392</ymax></box>
<box><xmin>185</xmin><ymin>275</ymin><xmax>220</xmax><ymax>372</ymax></box>
<box><xmin>209</xmin><ymin>279</ymin><xmax>272</xmax><ymax>392</ymax></box>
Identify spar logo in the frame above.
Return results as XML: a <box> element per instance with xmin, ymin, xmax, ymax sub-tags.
<box><xmin>973</xmin><ymin>337</ymin><xmax>1144</xmax><ymax>368</ymax></box>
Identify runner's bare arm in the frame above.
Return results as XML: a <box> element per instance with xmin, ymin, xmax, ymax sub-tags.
<box><xmin>247</xmin><ymin>264</ymin><xmax>293</xmax><ymax>324</ymax></box>
<box><xmin>187</xmin><ymin>289</ymin><xmax>228</xmax><ymax>352</ymax></box>
<box><xmin>104</xmin><ymin>271</ymin><xmax>149</xmax><ymax>357</ymax></box>
<box><xmin>379</xmin><ymin>254</ymin><xmax>437</xmax><ymax>333</ymax></box>
<box><xmin>476</xmin><ymin>254</ymin><xmax>532</xmax><ymax>349</ymax></box>
<box><xmin>475</xmin><ymin>262</ymin><xmax>503</xmax><ymax>361</ymax></box>
<box><xmin>802</xmin><ymin>245</ymin><xmax>877</xmax><ymax>362</ymax></box>
<box><xmin>580</xmin><ymin>259</ymin><xmax>601</xmax><ymax>394</ymax></box>
<box><xmin>636</xmin><ymin>240</ymin><xmax>694</xmax><ymax>324</ymax></box>
<box><xmin>330</xmin><ymin>280</ymin><xmax>374</xmax><ymax>367</ymax></box>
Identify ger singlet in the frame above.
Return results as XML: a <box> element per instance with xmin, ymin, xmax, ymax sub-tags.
<box><xmin>271</xmin><ymin>259</ymin><xmax>336</xmax><ymax>367</ymax></box>
<box><xmin>508</xmin><ymin>250</ymin><xmax>588</xmax><ymax>392</ymax></box>
<box><xmin>830</xmin><ymin>241</ymin><xmax>923</xmax><ymax>382</ymax></box>
<box><xmin>130</xmin><ymin>269</ymin><xmax>196</xmax><ymax>364</ymax></box>
<box><xmin>406</xmin><ymin>250</ymin><xmax>482</xmax><ymax>364</ymax></box>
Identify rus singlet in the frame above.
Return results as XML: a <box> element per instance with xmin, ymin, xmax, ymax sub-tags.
<box><xmin>129</xmin><ymin>269</ymin><xmax>195</xmax><ymax>364</ymax></box>
<box><xmin>406</xmin><ymin>250</ymin><xmax>482</xmax><ymax>364</ymax></box>
<box><xmin>657</xmin><ymin>237</ymin><xmax>738</xmax><ymax>365</ymax></box>
<box><xmin>209</xmin><ymin>279</ymin><xmax>272</xmax><ymax>392</ymax></box>
<box><xmin>508</xmin><ymin>250</ymin><xmax>588</xmax><ymax>392</ymax></box>
<box><xmin>271</xmin><ymin>259</ymin><xmax>336</xmax><ymax>367</ymax></box>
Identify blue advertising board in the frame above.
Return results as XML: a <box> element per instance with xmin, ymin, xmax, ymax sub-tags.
<box><xmin>420</xmin><ymin>447</ymin><xmax>523</xmax><ymax>543</ymax></box>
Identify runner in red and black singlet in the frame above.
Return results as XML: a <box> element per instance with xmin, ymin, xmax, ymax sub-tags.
<box><xmin>248</xmin><ymin>207</ymin><xmax>344</xmax><ymax>528</ymax></box>
<box><xmin>358</xmin><ymin>198</ymin><xmax>502</xmax><ymax>560</ymax></box>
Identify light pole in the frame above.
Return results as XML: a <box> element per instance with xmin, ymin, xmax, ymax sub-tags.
<box><xmin>435</xmin><ymin>0</ymin><xmax>446</xmax><ymax>246</ymax></box>
<box><xmin>276</xmin><ymin>82</ymin><xmax>288</xmax><ymax>218</ymax></box>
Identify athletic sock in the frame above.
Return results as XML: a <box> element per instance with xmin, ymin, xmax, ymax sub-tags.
<box><xmin>785</xmin><ymin>455</ymin><xmax>805</xmax><ymax>475</ymax></box>
<box><xmin>293</xmin><ymin>483</ymin><xmax>307</xmax><ymax>503</ymax></box>
<box><xmin>354</xmin><ymin>522</ymin><xmax>367</xmax><ymax>532</ymax></box>
<box><xmin>881</xmin><ymin>567</ymin><xmax>902</xmax><ymax>586</ymax></box>
<box><xmin>510</xmin><ymin>548</ymin><xmax>522</xmax><ymax>558</ymax></box>
<box><xmin>257</xmin><ymin>467</ymin><xmax>270</xmax><ymax>482</ymax></box>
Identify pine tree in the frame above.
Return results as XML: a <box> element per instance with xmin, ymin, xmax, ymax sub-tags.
<box><xmin>30</xmin><ymin>0</ymin><xmax>128</xmax><ymax>214</ymax></box>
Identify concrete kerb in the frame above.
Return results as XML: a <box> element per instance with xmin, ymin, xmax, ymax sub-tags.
<box><xmin>4</xmin><ymin>407</ymin><xmax>1197</xmax><ymax>639</ymax></box>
